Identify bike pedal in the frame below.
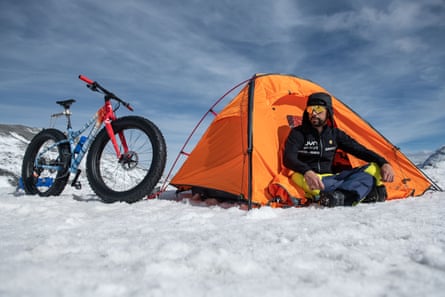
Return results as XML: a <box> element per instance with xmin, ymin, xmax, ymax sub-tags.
<box><xmin>72</xmin><ymin>182</ymin><xmax>82</xmax><ymax>190</ymax></box>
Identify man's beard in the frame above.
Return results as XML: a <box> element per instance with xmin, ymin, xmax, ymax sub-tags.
<box><xmin>310</xmin><ymin>116</ymin><xmax>327</xmax><ymax>128</ymax></box>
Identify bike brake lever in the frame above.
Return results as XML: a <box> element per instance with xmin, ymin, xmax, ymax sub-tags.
<box><xmin>87</xmin><ymin>83</ymin><xmax>101</xmax><ymax>92</ymax></box>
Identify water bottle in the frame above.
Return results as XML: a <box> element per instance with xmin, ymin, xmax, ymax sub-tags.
<box><xmin>74</xmin><ymin>136</ymin><xmax>87</xmax><ymax>154</ymax></box>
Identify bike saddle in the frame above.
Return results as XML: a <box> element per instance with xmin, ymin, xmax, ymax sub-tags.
<box><xmin>56</xmin><ymin>99</ymin><xmax>76</xmax><ymax>109</ymax></box>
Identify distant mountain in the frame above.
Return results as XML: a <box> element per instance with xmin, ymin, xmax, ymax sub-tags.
<box><xmin>422</xmin><ymin>145</ymin><xmax>445</xmax><ymax>168</ymax></box>
<box><xmin>0</xmin><ymin>124</ymin><xmax>41</xmax><ymax>142</ymax></box>
<box><xmin>0</xmin><ymin>124</ymin><xmax>40</xmax><ymax>187</ymax></box>
<box><xmin>0</xmin><ymin>124</ymin><xmax>40</xmax><ymax>140</ymax></box>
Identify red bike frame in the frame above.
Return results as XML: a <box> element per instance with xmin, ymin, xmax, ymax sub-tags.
<box><xmin>79</xmin><ymin>75</ymin><xmax>131</xmax><ymax>159</ymax></box>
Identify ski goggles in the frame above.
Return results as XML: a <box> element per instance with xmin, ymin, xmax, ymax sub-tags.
<box><xmin>306</xmin><ymin>105</ymin><xmax>327</xmax><ymax>114</ymax></box>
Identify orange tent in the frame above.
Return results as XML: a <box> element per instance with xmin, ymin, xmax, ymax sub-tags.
<box><xmin>170</xmin><ymin>74</ymin><xmax>438</xmax><ymax>207</ymax></box>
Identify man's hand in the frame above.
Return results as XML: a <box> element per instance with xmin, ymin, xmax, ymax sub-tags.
<box><xmin>304</xmin><ymin>170</ymin><xmax>325</xmax><ymax>190</ymax></box>
<box><xmin>381</xmin><ymin>163</ymin><xmax>395</xmax><ymax>182</ymax></box>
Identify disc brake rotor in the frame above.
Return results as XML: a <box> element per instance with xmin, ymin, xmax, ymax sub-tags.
<box><xmin>119</xmin><ymin>151</ymin><xmax>139</xmax><ymax>170</ymax></box>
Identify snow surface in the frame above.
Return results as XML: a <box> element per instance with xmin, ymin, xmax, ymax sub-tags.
<box><xmin>0</xmin><ymin>131</ymin><xmax>444</xmax><ymax>297</ymax></box>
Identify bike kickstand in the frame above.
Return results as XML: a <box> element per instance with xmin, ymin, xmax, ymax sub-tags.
<box><xmin>71</xmin><ymin>169</ymin><xmax>82</xmax><ymax>190</ymax></box>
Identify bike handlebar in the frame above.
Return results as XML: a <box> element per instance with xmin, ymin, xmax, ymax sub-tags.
<box><xmin>79</xmin><ymin>74</ymin><xmax>94</xmax><ymax>85</ymax></box>
<box><xmin>78</xmin><ymin>74</ymin><xmax>134</xmax><ymax>111</ymax></box>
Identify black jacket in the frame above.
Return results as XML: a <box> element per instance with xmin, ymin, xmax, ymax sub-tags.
<box><xmin>283</xmin><ymin>124</ymin><xmax>388</xmax><ymax>174</ymax></box>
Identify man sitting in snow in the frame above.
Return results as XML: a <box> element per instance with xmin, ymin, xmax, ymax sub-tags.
<box><xmin>283</xmin><ymin>92</ymin><xmax>394</xmax><ymax>207</ymax></box>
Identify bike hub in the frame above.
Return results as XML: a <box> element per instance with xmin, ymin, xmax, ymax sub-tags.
<box><xmin>119</xmin><ymin>151</ymin><xmax>138</xmax><ymax>170</ymax></box>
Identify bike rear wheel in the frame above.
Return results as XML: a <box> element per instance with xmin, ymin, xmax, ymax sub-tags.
<box><xmin>86</xmin><ymin>116</ymin><xmax>166</xmax><ymax>203</ymax></box>
<box><xmin>21</xmin><ymin>129</ymin><xmax>71</xmax><ymax>196</ymax></box>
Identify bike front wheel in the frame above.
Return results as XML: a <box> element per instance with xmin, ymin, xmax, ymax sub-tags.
<box><xmin>86</xmin><ymin>116</ymin><xmax>167</xmax><ymax>203</ymax></box>
<box><xmin>21</xmin><ymin>129</ymin><xmax>71</xmax><ymax>196</ymax></box>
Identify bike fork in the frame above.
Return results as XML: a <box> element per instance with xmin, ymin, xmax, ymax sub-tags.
<box><xmin>104</xmin><ymin>120</ymin><xmax>129</xmax><ymax>159</ymax></box>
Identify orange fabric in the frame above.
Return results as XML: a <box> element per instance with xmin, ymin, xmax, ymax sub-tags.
<box><xmin>332</xmin><ymin>99</ymin><xmax>431</xmax><ymax>199</ymax></box>
<box><xmin>171</xmin><ymin>74</ymin><xmax>433</xmax><ymax>206</ymax></box>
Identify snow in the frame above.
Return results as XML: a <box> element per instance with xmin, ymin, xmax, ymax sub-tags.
<box><xmin>0</xmin><ymin>132</ymin><xmax>444</xmax><ymax>297</ymax></box>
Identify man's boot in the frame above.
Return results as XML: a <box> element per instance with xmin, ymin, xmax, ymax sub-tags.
<box><xmin>319</xmin><ymin>191</ymin><xmax>345</xmax><ymax>207</ymax></box>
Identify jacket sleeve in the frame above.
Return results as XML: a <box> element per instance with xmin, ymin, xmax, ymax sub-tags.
<box><xmin>283</xmin><ymin>128</ymin><xmax>312</xmax><ymax>174</ymax></box>
<box><xmin>336</xmin><ymin>129</ymin><xmax>388</xmax><ymax>166</ymax></box>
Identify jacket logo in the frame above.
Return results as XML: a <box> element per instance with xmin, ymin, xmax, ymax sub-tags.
<box><xmin>305</xmin><ymin>140</ymin><xmax>318</xmax><ymax>146</ymax></box>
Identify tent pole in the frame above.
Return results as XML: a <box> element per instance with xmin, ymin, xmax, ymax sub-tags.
<box><xmin>247</xmin><ymin>77</ymin><xmax>256</xmax><ymax>210</ymax></box>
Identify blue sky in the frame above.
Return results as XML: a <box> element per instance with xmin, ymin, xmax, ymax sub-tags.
<box><xmin>1</xmin><ymin>0</ymin><xmax>444</xmax><ymax>171</ymax></box>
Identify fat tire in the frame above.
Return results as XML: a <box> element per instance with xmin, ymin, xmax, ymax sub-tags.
<box><xmin>86</xmin><ymin>116</ymin><xmax>166</xmax><ymax>203</ymax></box>
<box><xmin>21</xmin><ymin>129</ymin><xmax>71</xmax><ymax>196</ymax></box>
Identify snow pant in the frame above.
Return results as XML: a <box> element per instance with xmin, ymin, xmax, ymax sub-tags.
<box><xmin>291</xmin><ymin>163</ymin><xmax>382</xmax><ymax>204</ymax></box>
